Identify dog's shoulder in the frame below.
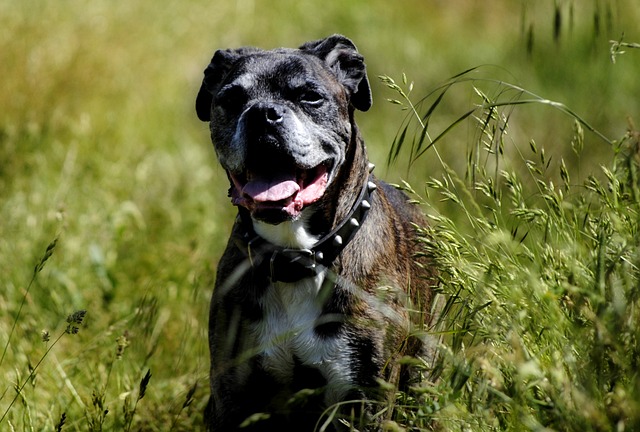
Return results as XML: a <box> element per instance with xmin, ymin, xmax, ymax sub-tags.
<box><xmin>377</xmin><ymin>179</ymin><xmax>426</xmax><ymax>226</ymax></box>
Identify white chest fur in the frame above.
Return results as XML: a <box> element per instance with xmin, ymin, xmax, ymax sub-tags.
<box><xmin>253</xmin><ymin>215</ymin><xmax>318</xmax><ymax>249</ymax></box>
<box><xmin>248</xmin><ymin>213</ymin><xmax>355</xmax><ymax>404</ymax></box>
<box><xmin>250</xmin><ymin>271</ymin><xmax>354</xmax><ymax>404</ymax></box>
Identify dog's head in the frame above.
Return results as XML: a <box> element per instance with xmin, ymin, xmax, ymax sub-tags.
<box><xmin>196</xmin><ymin>35</ymin><xmax>371</xmax><ymax>225</ymax></box>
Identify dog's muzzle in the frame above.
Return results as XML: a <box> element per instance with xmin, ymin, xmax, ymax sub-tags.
<box><xmin>226</xmin><ymin>102</ymin><xmax>333</xmax><ymax>222</ymax></box>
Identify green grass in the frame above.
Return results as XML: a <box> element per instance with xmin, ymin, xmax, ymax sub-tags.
<box><xmin>1</xmin><ymin>0</ymin><xmax>640</xmax><ymax>430</ymax></box>
<box><xmin>382</xmin><ymin>72</ymin><xmax>640</xmax><ymax>431</ymax></box>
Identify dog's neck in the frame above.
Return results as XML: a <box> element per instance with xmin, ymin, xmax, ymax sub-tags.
<box><xmin>250</xmin><ymin>167</ymin><xmax>374</xmax><ymax>251</ymax></box>
<box><xmin>234</xmin><ymin>167</ymin><xmax>375</xmax><ymax>283</ymax></box>
<box><xmin>252</xmin><ymin>213</ymin><xmax>319</xmax><ymax>249</ymax></box>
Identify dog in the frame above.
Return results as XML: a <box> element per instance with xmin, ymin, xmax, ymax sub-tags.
<box><xmin>195</xmin><ymin>34</ymin><xmax>439</xmax><ymax>431</ymax></box>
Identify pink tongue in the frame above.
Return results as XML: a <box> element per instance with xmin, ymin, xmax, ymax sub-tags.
<box><xmin>242</xmin><ymin>176</ymin><xmax>300</xmax><ymax>202</ymax></box>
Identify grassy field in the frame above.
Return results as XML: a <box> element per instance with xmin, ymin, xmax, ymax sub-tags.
<box><xmin>1</xmin><ymin>1</ymin><xmax>640</xmax><ymax>430</ymax></box>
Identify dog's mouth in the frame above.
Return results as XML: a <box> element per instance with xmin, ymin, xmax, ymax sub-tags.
<box><xmin>228</xmin><ymin>162</ymin><xmax>330</xmax><ymax>223</ymax></box>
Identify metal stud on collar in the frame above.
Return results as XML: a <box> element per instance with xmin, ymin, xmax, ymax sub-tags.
<box><xmin>306</xmin><ymin>167</ymin><xmax>376</xmax><ymax>270</ymax></box>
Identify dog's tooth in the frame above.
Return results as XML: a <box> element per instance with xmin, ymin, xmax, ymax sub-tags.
<box><xmin>333</xmin><ymin>235</ymin><xmax>343</xmax><ymax>246</ymax></box>
<box><xmin>361</xmin><ymin>200</ymin><xmax>371</xmax><ymax>210</ymax></box>
<box><xmin>349</xmin><ymin>218</ymin><xmax>359</xmax><ymax>227</ymax></box>
<box><xmin>368</xmin><ymin>162</ymin><xmax>376</xmax><ymax>172</ymax></box>
<box><xmin>367</xmin><ymin>181</ymin><xmax>377</xmax><ymax>192</ymax></box>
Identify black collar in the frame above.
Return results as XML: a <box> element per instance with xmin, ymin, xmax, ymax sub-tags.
<box><xmin>233</xmin><ymin>164</ymin><xmax>377</xmax><ymax>283</ymax></box>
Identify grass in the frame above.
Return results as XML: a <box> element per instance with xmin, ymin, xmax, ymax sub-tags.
<box><xmin>383</xmin><ymin>71</ymin><xmax>640</xmax><ymax>431</ymax></box>
<box><xmin>1</xmin><ymin>0</ymin><xmax>640</xmax><ymax>430</ymax></box>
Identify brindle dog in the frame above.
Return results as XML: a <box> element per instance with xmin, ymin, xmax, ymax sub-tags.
<box><xmin>195</xmin><ymin>34</ymin><xmax>438</xmax><ymax>431</ymax></box>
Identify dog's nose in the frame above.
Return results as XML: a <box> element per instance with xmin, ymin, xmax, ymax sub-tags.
<box><xmin>247</xmin><ymin>102</ymin><xmax>285</xmax><ymax>127</ymax></box>
<box><xmin>265</xmin><ymin>106</ymin><xmax>284</xmax><ymax>124</ymax></box>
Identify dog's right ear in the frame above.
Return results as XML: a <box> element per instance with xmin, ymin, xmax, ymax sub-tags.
<box><xmin>300</xmin><ymin>35</ymin><xmax>372</xmax><ymax>112</ymax></box>
<box><xmin>195</xmin><ymin>48</ymin><xmax>255</xmax><ymax>122</ymax></box>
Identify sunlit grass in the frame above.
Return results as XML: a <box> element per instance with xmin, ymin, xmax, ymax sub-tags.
<box><xmin>384</xmin><ymin>70</ymin><xmax>640</xmax><ymax>431</ymax></box>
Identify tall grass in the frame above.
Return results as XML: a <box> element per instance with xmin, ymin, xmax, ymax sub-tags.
<box><xmin>383</xmin><ymin>69</ymin><xmax>640</xmax><ymax>431</ymax></box>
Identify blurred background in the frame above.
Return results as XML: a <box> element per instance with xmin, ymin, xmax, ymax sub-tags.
<box><xmin>1</xmin><ymin>0</ymin><xmax>639</xmax><ymax>429</ymax></box>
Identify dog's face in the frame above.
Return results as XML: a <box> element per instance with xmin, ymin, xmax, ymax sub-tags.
<box><xmin>196</xmin><ymin>35</ymin><xmax>371</xmax><ymax>224</ymax></box>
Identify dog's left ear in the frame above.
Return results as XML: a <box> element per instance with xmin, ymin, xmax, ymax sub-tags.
<box><xmin>300</xmin><ymin>35</ymin><xmax>372</xmax><ymax>112</ymax></box>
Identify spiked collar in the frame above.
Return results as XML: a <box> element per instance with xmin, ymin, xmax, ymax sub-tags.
<box><xmin>233</xmin><ymin>163</ymin><xmax>377</xmax><ymax>283</ymax></box>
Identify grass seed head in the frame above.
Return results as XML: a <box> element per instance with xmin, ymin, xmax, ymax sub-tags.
<box><xmin>65</xmin><ymin>310</ymin><xmax>86</xmax><ymax>335</ymax></box>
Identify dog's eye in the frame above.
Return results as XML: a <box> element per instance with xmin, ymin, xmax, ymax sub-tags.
<box><xmin>299</xmin><ymin>90</ymin><xmax>324</xmax><ymax>106</ymax></box>
<box><xmin>215</xmin><ymin>86</ymin><xmax>247</xmax><ymax>113</ymax></box>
